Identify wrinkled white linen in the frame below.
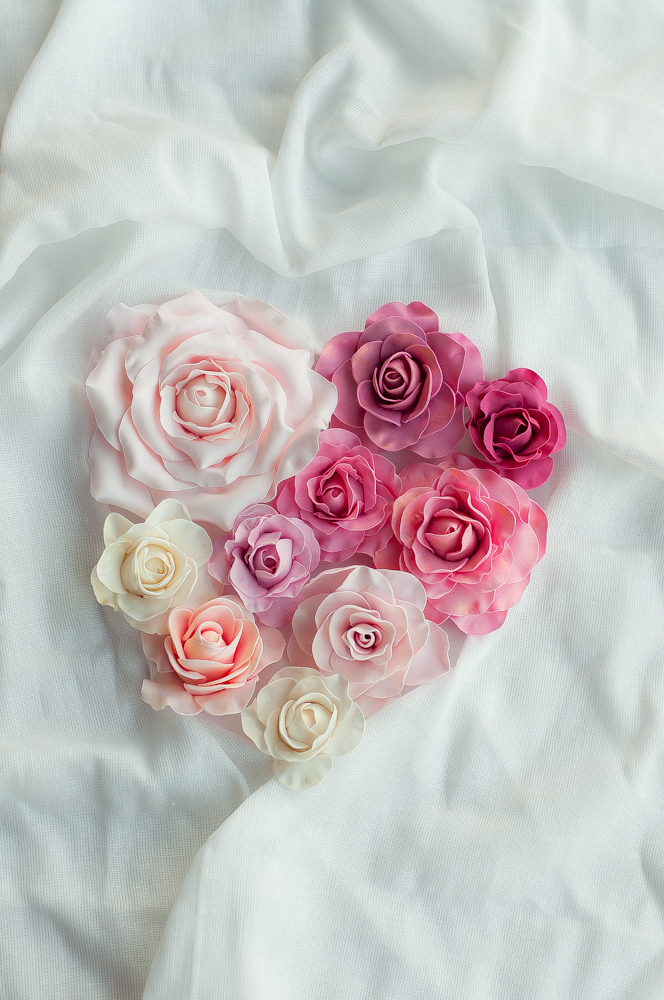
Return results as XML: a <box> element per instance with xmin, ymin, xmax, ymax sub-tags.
<box><xmin>2</xmin><ymin>1</ymin><xmax>664</xmax><ymax>998</ymax></box>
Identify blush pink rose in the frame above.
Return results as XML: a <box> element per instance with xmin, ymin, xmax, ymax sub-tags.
<box><xmin>141</xmin><ymin>596</ymin><xmax>285</xmax><ymax>715</ymax></box>
<box><xmin>275</xmin><ymin>428</ymin><xmax>401</xmax><ymax>562</ymax></box>
<box><xmin>287</xmin><ymin>565</ymin><xmax>450</xmax><ymax>717</ymax></box>
<box><xmin>86</xmin><ymin>290</ymin><xmax>337</xmax><ymax>530</ymax></box>
<box><xmin>466</xmin><ymin>368</ymin><xmax>566</xmax><ymax>488</ymax></box>
<box><xmin>375</xmin><ymin>457</ymin><xmax>547</xmax><ymax>635</ymax></box>
<box><xmin>315</xmin><ymin>301</ymin><xmax>483</xmax><ymax>458</ymax></box>
<box><xmin>208</xmin><ymin>504</ymin><xmax>320</xmax><ymax>627</ymax></box>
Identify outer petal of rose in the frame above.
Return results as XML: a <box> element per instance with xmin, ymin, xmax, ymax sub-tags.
<box><xmin>528</xmin><ymin>501</ymin><xmax>548</xmax><ymax>559</ymax></box>
<box><xmin>273</xmin><ymin>754</ymin><xmax>333</xmax><ymax>790</ymax></box>
<box><xmin>445</xmin><ymin>331</ymin><xmax>485</xmax><ymax>394</ymax></box>
<box><xmin>240</xmin><ymin>701</ymin><xmax>270</xmax><ymax>753</ymax></box>
<box><xmin>150</xmin><ymin>470</ymin><xmax>277</xmax><ymax>531</ymax></box>
<box><xmin>254</xmin><ymin>597</ymin><xmax>301</xmax><ymax>628</ymax></box>
<box><xmin>319</xmin><ymin>539</ymin><xmax>361</xmax><ymax>563</ymax></box>
<box><xmin>258</xmin><ymin>626</ymin><xmax>286</xmax><ymax>668</ymax></box>
<box><xmin>315</xmin><ymin>331</ymin><xmax>360</xmax><ymax>380</ymax></box>
<box><xmin>337</xmin><ymin>565</ymin><xmax>397</xmax><ymax>604</ymax></box>
<box><xmin>287</xmin><ymin>633</ymin><xmax>317</xmax><ymax>670</ymax></box>
<box><xmin>157</xmin><ymin>519</ymin><xmax>213</xmax><ymax>566</ymax></box>
<box><xmin>221</xmin><ymin>295</ymin><xmax>316</xmax><ymax>362</ymax></box>
<box><xmin>141</xmin><ymin>674</ymin><xmax>203</xmax><ymax>715</ymax></box>
<box><xmin>488</xmin><ymin>576</ymin><xmax>530</xmax><ymax>612</ymax></box>
<box><xmin>364</xmin><ymin>409</ymin><xmax>429</xmax><ymax>451</ymax></box>
<box><xmin>502</xmin><ymin>367</ymin><xmax>547</xmax><ymax>397</ymax></box>
<box><xmin>548</xmin><ymin>402</ymin><xmax>567</xmax><ymax>451</ymax></box>
<box><xmin>369</xmin><ymin>569</ymin><xmax>426</xmax><ymax>611</ymax></box>
<box><xmin>89</xmin><ymin>302</ymin><xmax>155</xmax><ymax>368</ymax></box>
<box><xmin>427</xmin><ymin>581</ymin><xmax>497</xmax><ymax>617</ymax></box>
<box><xmin>363</xmin><ymin>303</ymin><xmax>436</xmax><ymax>335</ymax></box>
<box><xmin>405</xmin><ymin>621</ymin><xmax>450</xmax><ymax>685</ymax></box>
<box><xmin>504</xmin><ymin>457</ymin><xmax>554</xmax><ymax>489</ymax></box>
<box><xmin>326</xmin><ymin>701</ymin><xmax>365</xmax><ymax>756</ymax></box>
<box><xmin>332</xmin><ymin>359</ymin><xmax>366</xmax><ymax>428</ymax></box>
<box><xmin>295</xmin><ymin>565</ymin><xmax>357</xmax><ymax>600</ymax></box>
<box><xmin>142</xmin><ymin>631</ymin><xmax>171</xmax><ymax>672</ymax></box>
<box><xmin>354</xmin><ymin>692</ymin><xmax>400</xmax><ymax>716</ymax></box>
<box><xmin>196</xmin><ymin>681</ymin><xmax>257</xmax><ymax>716</ymax></box>
<box><xmin>131</xmin><ymin>359</ymin><xmax>184</xmax><ymax>463</ymax></box>
<box><xmin>86</xmin><ymin>336</ymin><xmax>134</xmax><ymax>448</ymax></box>
<box><xmin>410</xmin><ymin>406</ymin><xmax>465</xmax><ymax>459</ymax></box>
<box><xmin>88</xmin><ymin>428</ymin><xmax>155</xmax><ymax>516</ymax></box>
<box><xmin>116</xmin><ymin>589</ymin><xmax>173</xmax><ymax>624</ymax></box>
<box><xmin>355</xmin><ymin>664</ymin><xmax>408</xmax><ymax>700</ymax></box>
<box><xmin>350</xmin><ymin>340</ymin><xmax>383</xmax><ymax>383</ymax></box>
<box><xmin>245</xmin><ymin>334</ymin><xmax>316</xmax><ymax>428</ymax></box>
<box><xmin>273</xmin><ymin>376</ymin><xmax>338</xmax><ymax>484</ymax></box>
<box><xmin>119</xmin><ymin>412</ymin><xmax>192</xmax><ymax>491</ymax></box>
<box><xmin>103</xmin><ymin>513</ymin><xmax>134</xmax><ymax>546</ymax></box>
<box><xmin>91</xmin><ymin>565</ymin><xmax>115</xmax><ymax>607</ymax></box>
<box><xmin>254</xmin><ymin>676</ymin><xmax>297</xmax><ymax>725</ymax></box>
<box><xmin>451</xmin><ymin>609</ymin><xmax>508</xmax><ymax>634</ymax></box>
<box><xmin>373</xmin><ymin>536</ymin><xmax>402</xmax><ymax>571</ymax></box>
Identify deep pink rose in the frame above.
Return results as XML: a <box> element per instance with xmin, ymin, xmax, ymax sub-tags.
<box><xmin>86</xmin><ymin>290</ymin><xmax>337</xmax><ymax>530</ymax></box>
<box><xmin>275</xmin><ymin>428</ymin><xmax>401</xmax><ymax>562</ymax></box>
<box><xmin>315</xmin><ymin>301</ymin><xmax>483</xmax><ymax>458</ymax></box>
<box><xmin>466</xmin><ymin>368</ymin><xmax>566</xmax><ymax>488</ymax></box>
<box><xmin>375</xmin><ymin>457</ymin><xmax>547</xmax><ymax>635</ymax></box>
<box><xmin>208</xmin><ymin>505</ymin><xmax>320</xmax><ymax>627</ymax></box>
<box><xmin>141</xmin><ymin>596</ymin><xmax>285</xmax><ymax>715</ymax></box>
<box><xmin>287</xmin><ymin>565</ymin><xmax>450</xmax><ymax>716</ymax></box>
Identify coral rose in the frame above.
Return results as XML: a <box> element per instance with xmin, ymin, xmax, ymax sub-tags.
<box><xmin>241</xmin><ymin>666</ymin><xmax>365</xmax><ymax>789</ymax></box>
<box><xmin>91</xmin><ymin>499</ymin><xmax>213</xmax><ymax>634</ymax></box>
<box><xmin>288</xmin><ymin>565</ymin><xmax>450</xmax><ymax>716</ymax></box>
<box><xmin>141</xmin><ymin>596</ymin><xmax>285</xmax><ymax>715</ymax></box>
<box><xmin>275</xmin><ymin>428</ymin><xmax>401</xmax><ymax>562</ymax></box>
<box><xmin>315</xmin><ymin>301</ymin><xmax>483</xmax><ymax>458</ymax></box>
<box><xmin>209</xmin><ymin>504</ymin><xmax>320</xmax><ymax>627</ymax></box>
<box><xmin>376</xmin><ymin>457</ymin><xmax>547</xmax><ymax>634</ymax></box>
<box><xmin>86</xmin><ymin>290</ymin><xmax>337</xmax><ymax>530</ymax></box>
<box><xmin>466</xmin><ymin>368</ymin><xmax>566</xmax><ymax>488</ymax></box>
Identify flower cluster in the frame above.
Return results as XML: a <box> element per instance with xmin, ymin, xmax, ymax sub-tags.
<box><xmin>88</xmin><ymin>293</ymin><xmax>565</xmax><ymax>788</ymax></box>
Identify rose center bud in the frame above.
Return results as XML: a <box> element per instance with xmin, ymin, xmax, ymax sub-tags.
<box><xmin>248</xmin><ymin>538</ymin><xmax>293</xmax><ymax>586</ymax></box>
<box><xmin>426</xmin><ymin>513</ymin><xmax>479</xmax><ymax>562</ymax></box>
<box><xmin>175</xmin><ymin>373</ymin><xmax>235</xmax><ymax>428</ymax></box>
<box><xmin>375</xmin><ymin>351</ymin><xmax>421</xmax><ymax>403</ymax></box>
<box><xmin>493</xmin><ymin>409</ymin><xmax>534</xmax><ymax>445</ymax></box>
<box><xmin>201</xmin><ymin>628</ymin><xmax>223</xmax><ymax>644</ymax></box>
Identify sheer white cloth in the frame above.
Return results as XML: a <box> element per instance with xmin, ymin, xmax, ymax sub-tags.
<box><xmin>1</xmin><ymin>1</ymin><xmax>664</xmax><ymax>998</ymax></box>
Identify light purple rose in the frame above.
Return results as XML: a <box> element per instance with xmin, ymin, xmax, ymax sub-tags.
<box><xmin>315</xmin><ymin>301</ymin><xmax>484</xmax><ymax>458</ymax></box>
<box><xmin>208</xmin><ymin>504</ymin><xmax>320</xmax><ymax>627</ymax></box>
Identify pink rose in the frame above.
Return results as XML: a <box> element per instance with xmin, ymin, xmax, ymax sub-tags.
<box><xmin>288</xmin><ymin>565</ymin><xmax>450</xmax><ymax>716</ymax></box>
<box><xmin>315</xmin><ymin>301</ymin><xmax>483</xmax><ymax>458</ymax></box>
<box><xmin>208</xmin><ymin>504</ymin><xmax>320</xmax><ymax>627</ymax></box>
<box><xmin>86</xmin><ymin>290</ymin><xmax>337</xmax><ymax>530</ymax></box>
<box><xmin>376</xmin><ymin>457</ymin><xmax>547</xmax><ymax>634</ymax></box>
<box><xmin>141</xmin><ymin>596</ymin><xmax>285</xmax><ymax>715</ymax></box>
<box><xmin>466</xmin><ymin>368</ymin><xmax>566</xmax><ymax>488</ymax></box>
<box><xmin>275</xmin><ymin>428</ymin><xmax>401</xmax><ymax>562</ymax></box>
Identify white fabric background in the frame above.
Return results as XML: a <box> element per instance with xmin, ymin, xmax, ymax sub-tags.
<box><xmin>1</xmin><ymin>1</ymin><xmax>664</xmax><ymax>997</ymax></box>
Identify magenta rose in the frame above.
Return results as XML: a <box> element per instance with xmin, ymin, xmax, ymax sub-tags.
<box><xmin>141</xmin><ymin>596</ymin><xmax>285</xmax><ymax>716</ymax></box>
<box><xmin>208</xmin><ymin>505</ymin><xmax>320</xmax><ymax>627</ymax></box>
<box><xmin>375</xmin><ymin>458</ymin><xmax>547</xmax><ymax>635</ymax></box>
<box><xmin>275</xmin><ymin>428</ymin><xmax>401</xmax><ymax>562</ymax></box>
<box><xmin>466</xmin><ymin>368</ymin><xmax>566</xmax><ymax>488</ymax></box>
<box><xmin>288</xmin><ymin>565</ymin><xmax>450</xmax><ymax>716</ymax></box>
<box><xmin>315</xmin><ymin>301</ymin><xmax>483</xmax><ymax>458</ymax></box>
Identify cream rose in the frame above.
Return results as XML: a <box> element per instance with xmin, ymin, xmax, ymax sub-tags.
<box><xmin>241</xmin><ymin>666</ymin><xmax>365</xmax><ymax>789</ymax></box>
<box><xmin>91</xmin><ymin>499</ymin><xmax>213</xmax><ymax>634</ymax></box>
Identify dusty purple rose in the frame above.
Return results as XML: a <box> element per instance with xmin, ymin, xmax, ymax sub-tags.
<box><xmin>316</xmin><ymin>301</ymin><xmax>484</xmax><ymax>458</ymax></box>
<box><xmin>275</xmin><ymin>428</ymin><xmax>401</xmax><ymax>562</ymax></box>
<box><xmin>208</xmin><ymin>504</ymin><xmax>320</xmax><ymax>627</ymax></box>
<box><xmin>466</xmin><ymin>368</ymin><xmax>566</xmax><ymax>488</ymax></box>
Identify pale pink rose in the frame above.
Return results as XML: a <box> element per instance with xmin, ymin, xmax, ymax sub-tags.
<box><xmin>86</xmin><ymin>290</ymin><xmax>337</xmax><ymax>530</ymax></box>
<box><xmin>288</xmin><ymin>565</ymin><xmax>450</xmax><ymax>716</ymax></box>
<box><xmin>141</xmin><ymin>596</ymin><xmax>285</xmax><ymax>716</ymax></box>
<box><xmin>315</xmin><ymin>301</ymin><xmax>483</xmax><ymax>458</ymax></box>
<box><xmin>275</xmin><ymin>428</ymin><xmax>401</xmax><ymax>562</ymax></box>
<box><xmin>209</xmin><ymin>504</ymin><xmax>320</xmax><ymax>627</ymax></box>
<box><xmin>375</xmin><ymin>456</ymin><xmax>547</xmax><ymax>634</ymax></box>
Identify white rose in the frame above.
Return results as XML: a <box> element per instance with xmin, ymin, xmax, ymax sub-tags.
<box><xmin>91</xmin><ymin>499</ymin><xmax>213</xmax><ymax>634</ymax></box>
<box><xmin>241</xmin><ymin>666</ymin><xmax>365</xmax><ymax>790</ymax></box>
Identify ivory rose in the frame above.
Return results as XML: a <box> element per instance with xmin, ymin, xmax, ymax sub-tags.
<box><xmin>315</xmin><ymin>301</ymin><xmax>483</xmax><ymax>458</ymax></box>
<box><xmin>275</xmin><ymin>428</ymin><xmax>401</xmax><ymax>562</ymax></box>
<box><xmin>141</xmin><ymin>596</ymin><xmax>285</xmax><ymax>715</ymax></box>
<box><xmin>375</xmin><ymin>457</ymin><xmax>547</xmax><ymax>634</ymax></box>
<box><xmin>466</xmin><ymin>368</ymin><xmax>566</xmax><ymax>488</ymax></box>
<box><xmin>86</xmin><ymin>290</ymin><xmax>337</xmax><ymax>530</ymax></box>
<box><xmin>241</xmin><ymin>666</ymin><xmax>365</xmax><ymax>789</ymax></box>
<box><xmin>288</xmin><ymin>565</ymin><xmax>450</xmax><ymax>716</ymax></box>
<box><xmin>209</xmin><ymin>505</ymin><xmax>320</xmax><ymax>627</ymax></box>
<box><xmin>91</xmin><ymin>499</ymin><xmax>213</xmax><ymax>634</ymax></box>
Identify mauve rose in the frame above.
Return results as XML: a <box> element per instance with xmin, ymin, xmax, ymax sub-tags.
<box><xmin>275</xmin><ymin>428</ymin><xmax>401</xmax><ymax>562</ymax></box>
<box><xmin>208</xmin><ymin>505</ymin><xmax>320</xmax><ymax>627</ymax></box>
<box><xmin>315</xmin><ymin>301</ymin><xmax>483</xmax><ymax>458</ymax></box>
<box><xmin>466</xmin><ymin>368</ymin><xmax>566</xmax><ymax>488</ymax></box>
<box><xmin>86</xmin><ymin>290</ymin><xmax>337</xmax><ymax>530</ymax></box>
<box><xmin>375</xmin><ymin>457</ymin><xmax>547</xmax><ymax>635</ymax></box>
<box><xmin>288</xmin><ymin>565</ymin><xmax>450</xmax><ymax>716</ymax></box>
<box><xmin>141</xmin><ymin>596</ymin><xmax>285</xmax><ymax>716</ymax></box>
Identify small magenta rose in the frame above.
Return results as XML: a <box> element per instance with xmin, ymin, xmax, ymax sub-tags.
<box><xmin>315</xmin><ymin>301</ymin><xmax>483</xmax><ymax>458</ymax></box>
<box><xmin>287</xmin><ymin>565</ymin><xmax>450</xmax><ymax>716</ymax></box>
<box><xmin>376</xmin><ymin>456</ymin><xmax>547</xmax><ymax>634</ymax></box>
<box><xmin>141</xmin><ymin>596</ymin><xmax>285</xmax><ymax>715</ymax></box>
<box><xmin>466</xmin><ymin>368</ymin><xmax>566</xmax><ymax>488</ymax></box>
<box><xmin>208</xmin><ymin>505</ymin><xmax>320</xmax><ymax>627</ymax></box>
<box><xmin>275</xmin><ymin>428</ymin><xmax>401</xmax><ymax>562</ymax></box>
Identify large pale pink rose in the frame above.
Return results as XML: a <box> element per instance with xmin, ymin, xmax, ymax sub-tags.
<box><xmin>315</xmin><ymin>301</ymin><xmax>483</xmax><ymax>458</ymax></box>
<box><xmin>375</xmin><ymin>457</ymin><xmax>547</xmax><ymax>635</ymax></box>
<box><xmin>86</xmin><ymin>290</ymin><xmax>337</xmax><ymax>530</ymax></box>
<box><xmin>288</xmin><ymin>565</ymin><xmax>450</xmax><ymax>716</ymax></box>
<box><xmin>275</xmin><ymin>428</ymin><xmax>401</xmax><ymax>562</ymax></box>
<box><xmin>141</xmin><ymin>596</ymin><xmax>285</xmax><ymax>715</ymax></box>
